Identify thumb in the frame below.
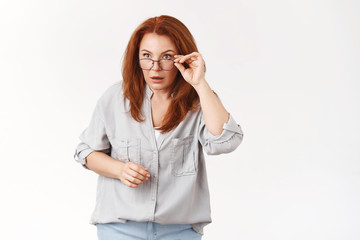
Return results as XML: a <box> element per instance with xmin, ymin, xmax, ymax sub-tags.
<box><xmin>174</xmin><ymin>62</ymin><xmax>186</xmax><ymax>76</ymax></box>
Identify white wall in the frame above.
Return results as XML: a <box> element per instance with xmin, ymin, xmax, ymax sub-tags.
<box><xmin>1</xmin><ymin>0</ymin><xmax>359</xmax><ymax>239</ymax></box>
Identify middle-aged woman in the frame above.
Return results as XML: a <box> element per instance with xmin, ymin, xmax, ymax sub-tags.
<box><xmin>75</xmin><ymin>15</ymin><xmax>244</xmax><ymax>240</ymax></box>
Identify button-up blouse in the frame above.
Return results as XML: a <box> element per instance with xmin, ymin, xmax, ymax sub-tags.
<box><xmin>74</xmin><ymin>81</ymin><xmax>244</xmax><ymax>235</ymax></box>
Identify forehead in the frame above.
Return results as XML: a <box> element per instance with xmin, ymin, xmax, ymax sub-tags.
<box><xmin>139</xmin><ymin>33</ymin><xmax>177</xmax><ymax>52</ymax></box>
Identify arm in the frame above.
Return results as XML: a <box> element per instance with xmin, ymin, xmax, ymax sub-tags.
<box><xmin>174</xmin><ymin>52</ymin><xmax>229</xmax><ymax>135</ymax></box>
<box><xmin>82</xmin><ymin>150</ymin><xmax>150</xmax><ymax>188</ymax></box>
<box><xmin>192</xmin><ymin>80</ymin><xmax>229</xmax><ymax>135</ymax></box>
<box><xmin>175</xmin><ymin>52</ymin><xmax>243</xmax><ymax>155</ymax></box>
<box><xmin>85</xmin><ymin>151</ymin><xmax>124</xmax><ymax>179</ymax></box>
<box><xmin>86</xmin><ymin>151</ymin><xmax>150</xmax><ymax>188</ymax></box>
<box><xmin>74</xmin><ymin>92</ymin><xmax>149</xmax><ymax>188</ymax></box>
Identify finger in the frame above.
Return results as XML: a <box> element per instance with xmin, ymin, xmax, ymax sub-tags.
<box><xmin>128</xmin><ymin>162</ymin><xmax>150</xmax><ymax>178</ymax></box>
<box><xmin>174</xmin><ymin>53</ymin><xmax>193</xmax><ymax>63</ymax></box>
<box><xmin>185</xmin><ymin>52</ymin><xmax>201</xmax><ymax>58</ymax></box>
<box><xmin>174</xmin><ymin>62</ymin><xmax>186</xmax><ymax>75</ymax></box>
<box><xmin>189</xmin><ymin>53</ymin><xmax>203</xmax><ymax>62</ymax></box>
<box><xmin>124</xmin><ymin>173</ymin><xmax>143</xmax><ymax>185</ymax></box>
<box><xmin>122</xmin><ymin>179</ymin><xmax>139</xmax><ymax>188</ymax></box>
<box><xmin>174</xmin><ymin>56</ymin><xmax>183</xmax><ymax>62</ymax></box>
<box><xmin>127</xmin><ymin>169</ymin><xmax>149</xmax><ymax>181</ymax></box>
<box><xmin>179</xmin><ymin>54</ymin><xmax>201</xmax><ymax>63</ymax></box>
<box><xmin>179</xmin><ymin>55</ymin><xmax>192</xmax><ymax>63</ymax></box>
<box><xmin>178</xmin><ymin>52</ymin><xmax>199</xmax><ymax>57</ymax></box>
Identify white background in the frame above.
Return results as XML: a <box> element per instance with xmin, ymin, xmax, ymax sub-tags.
<box><xmin>1</xmin><ymin>0</ymin><xmax>359</xmax><ymax>239</ymax></box>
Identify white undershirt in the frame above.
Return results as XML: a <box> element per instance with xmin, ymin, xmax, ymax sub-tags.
<box><xmin>154</xmin><ymin>127</ymin><xmax>161</xmax><ymax>144</ymax></box>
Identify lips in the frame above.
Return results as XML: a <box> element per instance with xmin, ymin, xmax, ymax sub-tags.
<box><xmin>150</xmin><ymin>76</ymin><xmax>164</xmax><ymax>83</ymax></box>
<box><xmin>150</xmin><ymin>76</ymin><xmax>164</xmax><ymax>79</ymax></box>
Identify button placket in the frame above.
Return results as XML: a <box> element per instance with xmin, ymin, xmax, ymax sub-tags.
<box><xmin>145</xmin><ymin>98</ymin><xmax>160</xmax><ymax>222</ymax></box>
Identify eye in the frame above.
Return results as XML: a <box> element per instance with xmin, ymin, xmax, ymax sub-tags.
<box><xmin>142</xmin><ymin>53</ymin><xmax>151</xmax><ymax>58</ymax></box>
<box><xmin>162</xmin><ymin>54</ymin><xmax>172</xmax><ymax>60</ymax></box>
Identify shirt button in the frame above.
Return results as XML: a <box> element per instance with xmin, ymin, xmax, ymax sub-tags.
<box><xmin>152</xmin><ymin>197</ymin><xmax>156</xmax><ymax>201</ymax></box>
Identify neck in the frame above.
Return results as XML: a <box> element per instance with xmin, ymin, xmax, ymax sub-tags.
<box><xmin>151</xmin><ymin>89</ymin><xmax>171</xmax><ymax>101</ymax></box>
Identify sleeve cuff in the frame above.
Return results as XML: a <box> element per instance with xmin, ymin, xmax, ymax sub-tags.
<box><xmin>204</xmin><ymin>114</ymin><xmax>243</xmax><ymax>143</ymax></box>
<box><xmin>74</xmin><ymin>143</ymin><xmax>95</xmax><ymax>170</ymax></box>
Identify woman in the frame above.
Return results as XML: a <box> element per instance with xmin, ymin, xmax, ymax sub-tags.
<box><xmin>74</xmin><ymin>15</ymin><xmax>244</xmax><ymax>240</ymax></box>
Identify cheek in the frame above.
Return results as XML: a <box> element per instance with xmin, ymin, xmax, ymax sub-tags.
<box><xmin>169</xmin><ymin>69</ymin><xmax>179</xmax><ymax>80</ymax></box>
<box><xmin>142</xmin><ymin>70</ymin><xmax>149</xmax><ymax>78</ymax></box>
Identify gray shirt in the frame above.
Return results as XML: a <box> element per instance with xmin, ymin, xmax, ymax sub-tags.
<box><xmin>74</xmin><ymin>81</ymin><xmax>244</xmax><ymax>235</ymax></box>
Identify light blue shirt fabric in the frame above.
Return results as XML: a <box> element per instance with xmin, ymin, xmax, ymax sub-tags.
<box><xmin>74</xmin><ymin>81</ymin><xmax>244</xmax><ymax>235</ymax></box>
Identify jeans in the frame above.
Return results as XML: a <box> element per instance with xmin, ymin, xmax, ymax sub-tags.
<box><xmin>96</xmin><ymin>220</ymin><xmax>203</xmax><ymax>240</ymax></box>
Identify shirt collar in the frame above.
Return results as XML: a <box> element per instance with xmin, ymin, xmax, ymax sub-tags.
<box><xmin>145</xmin><ymin>83</ymin><xmax>153</xmax><ymax>99</ymax></box>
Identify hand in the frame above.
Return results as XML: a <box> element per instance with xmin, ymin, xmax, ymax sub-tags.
<box><xmin>174</xmin><ymin>52</ymin><xmax>206</xmax><ymax>87</ymax></box>
<box><xmin>119</xmin><ymin>162</ymin><xmax>150</xmax><ymax>188</ymax></box>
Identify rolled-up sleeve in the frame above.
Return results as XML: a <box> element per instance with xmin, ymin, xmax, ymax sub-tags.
<box><xmin>74</xmin><ymin>100</ymin><xmax>110</xmax><ymax>169</ymax></box>
<box><xmin>198</xmin><ymin>113</ymin><xmax>244</xmax><ymax>155</ymax></box>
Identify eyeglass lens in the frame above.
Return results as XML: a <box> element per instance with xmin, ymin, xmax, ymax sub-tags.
<box><xmin>140</xmin><ymin>59</ymin><xmax>174</xmax><ymax>70</ymax></box>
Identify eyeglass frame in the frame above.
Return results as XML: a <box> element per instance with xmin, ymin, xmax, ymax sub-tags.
<box><xmin>138</xmin><ymin>58</ymin><xmax>176</xmax><ymax>71</ymax></box>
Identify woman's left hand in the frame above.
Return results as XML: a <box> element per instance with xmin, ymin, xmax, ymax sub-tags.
<box><xmin>174</xmin><ymin>52</ymin><xmax>206</xmax><ymax>87</ymax></box>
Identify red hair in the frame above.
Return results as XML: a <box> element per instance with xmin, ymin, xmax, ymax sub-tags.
<box><xmin>122</xmin><ymin>15</ymin><xmax>200</xmax><ymax>132</ymax></box>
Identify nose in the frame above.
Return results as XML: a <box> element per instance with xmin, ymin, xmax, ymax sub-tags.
<box><xmin>152</xmin><ymin>61</ymin><xmax>161</xmax><ymax>71</ymax></box>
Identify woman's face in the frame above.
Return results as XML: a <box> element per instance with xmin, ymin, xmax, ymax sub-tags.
<box><xmin>138</xmin><ymin>33</ymin><xmax>179</xmax><ymax>95</ymax></box>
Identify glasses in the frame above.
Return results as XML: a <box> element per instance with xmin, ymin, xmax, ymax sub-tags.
<box><xmin>139</xmin><ymin>58</ymin><xmax>175</xmax><ymax>71</ymax></box>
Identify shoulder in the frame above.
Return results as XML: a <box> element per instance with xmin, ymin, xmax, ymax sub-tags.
<box><xmin>94</xmin><ymin>81</ymin><xmax>129</xmax><ymax>113</ymax></box>
<box><xmin>97</xmin><ymin>81</ymin><xmax>124</xmax><ymax>104</ymax></box>
<box><xmin>100</xmin><ymin>81</ymin><xmax>123</xmax><ymax>99</ymax></box>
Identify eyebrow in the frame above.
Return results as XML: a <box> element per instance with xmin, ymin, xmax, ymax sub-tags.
<box><xmin>140</xmin><ymin>49</ymin><xmax>176</xmax><ymax>54</ymax></box>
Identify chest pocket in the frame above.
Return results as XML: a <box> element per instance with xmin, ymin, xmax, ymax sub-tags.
<box><xmin>171</xmin><ymin>135</ymin><xmax>197</xmax><ymax>176</ymax></box>
<box><xmin>114</xmin><ymin>138</ymin><xmax>141</xmax><ymax>165</ymax></box>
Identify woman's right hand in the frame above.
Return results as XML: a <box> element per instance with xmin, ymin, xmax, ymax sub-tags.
<box><xmin>119</xmin><ymin>162</ymin><xmax>150</xmax><ymax>188</ymax></box>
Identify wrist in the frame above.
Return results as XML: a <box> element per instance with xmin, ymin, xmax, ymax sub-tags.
<box><xmin>192</xmin><ymin>79</ymin><xmax>209</xmax><ymax>93</ymax></box>
<box><xmin>116</xmin><ymin>160</ymin><xmax>125</xmax><ymax>179</ymax></box>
